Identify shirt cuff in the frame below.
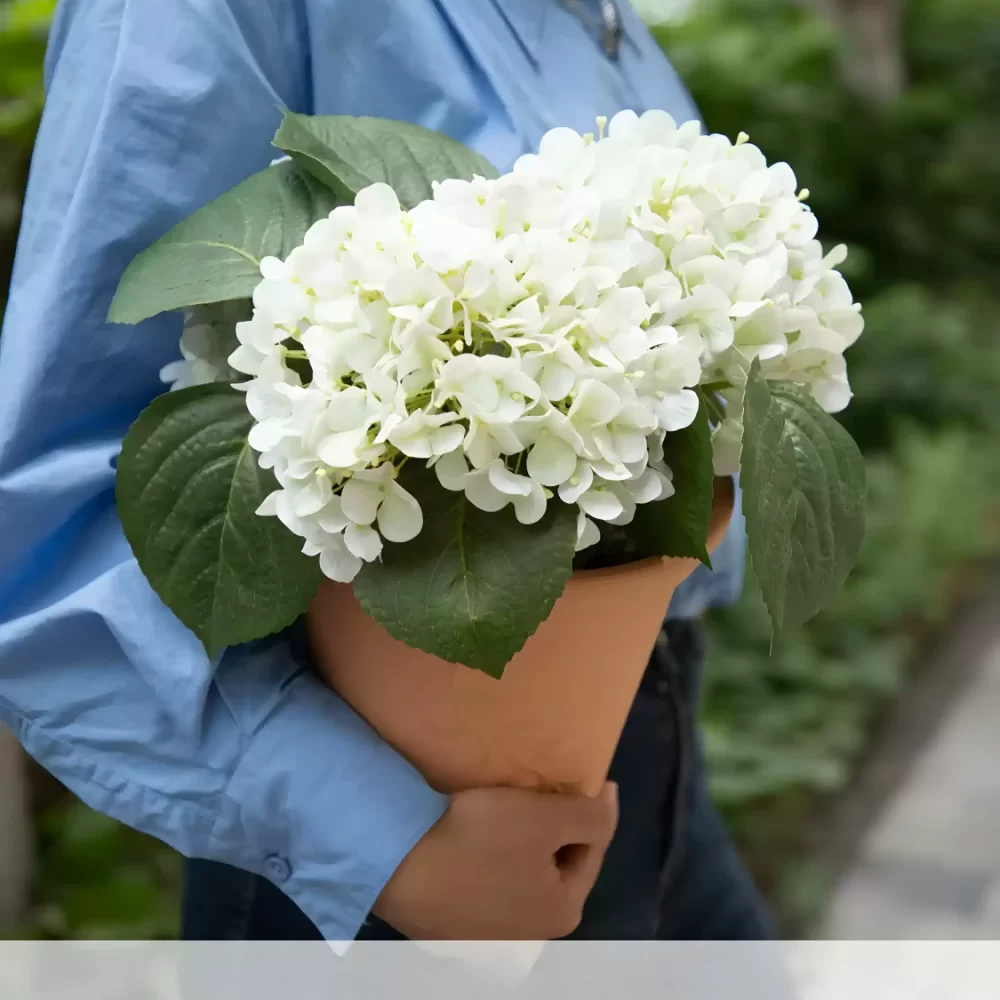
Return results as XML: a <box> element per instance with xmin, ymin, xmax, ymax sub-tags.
<box><xmin>208</xmin><ymin>633</ymin><xmax>449</xmax><ymax>941</ymax></box>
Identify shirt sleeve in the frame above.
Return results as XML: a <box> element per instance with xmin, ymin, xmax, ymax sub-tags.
<box><xmin>668</xmin><ymin>483</ymin><xmax>746</xmax><ymax>618</ymax></box>
<box><xmin>0</xmin><ymin>0</ymin><xmax>447</xmax><ymax>941</ymax></box>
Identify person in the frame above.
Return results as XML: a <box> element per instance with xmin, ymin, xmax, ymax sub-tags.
<box><xmin>0</xmin><ymin>0</ymin><xmax>768</xmax><ymax>942</ymax></box>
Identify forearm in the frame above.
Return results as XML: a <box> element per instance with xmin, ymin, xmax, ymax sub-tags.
<box><xmin>0</xmin><ymin>0</ymin><xmax>446</xmax><ymax>941</ymax></box>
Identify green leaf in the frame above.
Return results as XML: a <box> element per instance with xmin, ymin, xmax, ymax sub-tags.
<box><xmin>740</xmin><ymin>362</ymin><xmax>866</xmax><ymax>637</ymax></box>
<box><xmin>353</xmin><ymin>466</ymin><xmax>577</xmax><ymax>677</ymax></box>
<box><xmin>627</xmin><ymin>400</ymin><xmax>715</xmax><ymax>566</ymax></box>
<box><xmin>108</xmin><ymin>161</ymin><xmax>339</xmax><ymax>324</ymax></box>
<box><xmin>116</xmin><ymin>384</ymin><xmax>321</xmax><ymax>654</ymax></box>
<box><xmin>273</xmin><ymin>111</ymin><xmax>500</xmax><ymax>209</ymax></box>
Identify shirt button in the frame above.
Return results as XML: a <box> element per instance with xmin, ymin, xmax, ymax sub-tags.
<box><xmin>263</xmin><ymin>854</ymin><xmax>292</xmax><ymax>884</ymax></box>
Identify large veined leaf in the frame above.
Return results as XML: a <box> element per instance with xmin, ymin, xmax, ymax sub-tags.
<box><xmin>273</xmin><ymin>111</ymin><xmax>500</xmax><ymax>209</ymax></box>
<box><xmin>353</xmin><ymin>466</ymin><xmax>577</xmax><ymax>677</ymax></box>
<box><xmin>108</xmin><ymin>161</ymin><xmax>339</xmax><ymax>324</ymax></box>
<box><xmin>116</xmin><ymin>384</ymin><xmax>321</xmax><ymax>655</ymax></box>
<box><xmin>740</xmin><ymin>362</ymin><xmax>866</xmax><ymax>637</ymax></box>
<box><xmin>627</xmin><ymin>400</ymin><xmax>715</xmax><ymax>566</ymax></box>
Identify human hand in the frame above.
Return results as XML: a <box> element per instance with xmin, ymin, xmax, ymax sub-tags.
<box><xmin>373</xmin><ymin>782</ymin><xmax>618</xmax><ymax>940</ymax></box>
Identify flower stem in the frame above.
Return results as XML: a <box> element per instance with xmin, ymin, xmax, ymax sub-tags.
<box><xmin>698</xmin><ymin>387</ymin><xmax>727</xmax><ymax>425</ymax></box>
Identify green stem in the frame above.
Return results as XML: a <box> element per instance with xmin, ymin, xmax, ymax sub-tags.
<box><xmin>700</xmin><ymin>380</ymin><xmax>732</xmax><ymax>395</ymax></box>
<box><xmin>698</xmin><ymin>387</ymin><xmax>727</xmax><ymax>425</ymax></box>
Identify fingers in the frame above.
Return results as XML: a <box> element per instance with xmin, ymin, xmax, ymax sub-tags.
<box><xmin>547</xmin><ymin>784</ymin><xmax>618</xmax><ymax>936</ymax></box>
<box><xmin>556</xmin><ymin>838</ymin><xmax>605</xmax><ymax>891</ymax></box>
<box><xmin>541</xmin><ymin>781</ymin><xmax>619</xmax><ymax>851</ymax></box>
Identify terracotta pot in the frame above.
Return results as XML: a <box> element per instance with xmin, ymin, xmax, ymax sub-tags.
<box><xmin>308</xmin><ymin>478</ymin><xmax>734</xmax><ymax>797</ymax></box>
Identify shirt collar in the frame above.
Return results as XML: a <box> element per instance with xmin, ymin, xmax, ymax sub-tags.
<box><xmin>496</xmin><ymin>0</ymin><xmax>639</xmax><ymax>68</ymax></box>
<box><xmin>491</xmin><ymin>0</ymin><xmax>549</xmax><ymax>68</ymax></box>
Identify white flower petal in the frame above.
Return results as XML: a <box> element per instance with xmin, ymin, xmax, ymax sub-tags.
<box><xmin>812</xmin><ymin>374</ymin><xmax>852</xmax><ymax>413</ymax></box>
<box><xmin>159</xmin><ymin>359</ymin><xmax>191</xmax><ymax>388</ymax></box>
<box><xmin>823</xmin><ymin>243</ymin><xmax>849</xmax><ymax>269</ymax></box>
<box><xmin>512</xmin><ymin>482</ymin><xmax>547</xmax><ymax>525</ymax></box>
<box><xmin>609</xmin><ymin>327</ymin><xmax>649</xmax><ymax>367</ymax></box>
<box><xmin>378</xmin><ymin>483</ymin><xmax>423</xmax><ymax>543</ymax></box>
<box><xmin>248</xmin><ymin>419</ymin><xmax>294</xmax><ymax>454</ymax></box>
<box><xmin>607</xmin><ymin>109</ymin><xmax>640</xmax><ymax>139</ymax></box>
<box><xmin>575</xmin><ymin>513</ymin><xmax>601</xmax><ymax>551</ymax></box>
<box><xmin>577</xmin><ymin>488</ymin><xmax>624</xmax><ymax>522</ymax></box>
<box><xmin>316</xmin><ymin>428</ymin><xmax>369</xmax><ymax>469</ymax></box>
<box><xmin>558</xmin><ymin>462</ymin><xmax>594</xmax><ymax>504</ymax></box>
<box><xmin>259</xmin><ymin>256</ymin><xmax>287</xmax><ymax>281</ymax></box>
<box><xmin>630</xmin><ymin>468</ymin><xmax>667</xmax><ymax>505</ymax></box>
<box><xmin>487</xmin><ymin>459</ymin><xmax>533</xmax><ymax>497</ymax></box>
<box><xmin>291</xmin><ymin>476</ymin><xmax>332</xmax><ymax>517</ymax></box>
<box><xmin>464</xmin><ymin>421</ymin><xmax>501</xmax><ymax>470</ymax></box>
<box><xmin>325</xmin><ymin>387</ymin><xmax>372</xmax><ymax>431</ymax></box>
<box><xmin>435</xmin><ymin>449</ymin><xmax>470</xmax><ymax>492</ymax></box>
<box><xmin>612</xmin><ymin>427</ymin><xmax>649</xmax><ymax>465</ymax></box>
<box><xmin>637</xmin><ymin>109</ymin><xmax>678</xmax><ymax>143</ymax></box>
<box><xmin>431</xmin><ymin>423</ymin><xmax>466</xmax><ymax>456</ymax></box>
<box><xmin>228</xmin><ymin>344</ymin><xmax>268</xmax><ymax>377</ymax></box>
<box><xmin>608</xmin><ymin>499</ymin><xmax>637</xmax><ymax>527</ymax></box>
<box><xmin>526</xmin><ymin>431</ymin><xmax>578</xmax><ymax>487</ymax></box>
<box><xmin>255</xmin><ymin>490</ymin><xmax>281</xmax><ymax>517</ymax></box>
<box><xmin>538</xmin><ymin>126</ymin><xmax>587</xmax><ymax>174</ymax></box>
<box><xmin>464</xmin><ymin>470</ymin><xmax>510</xmax><ymax>513</ymax></box>
<box><xmin>388</xmin><ymin>427</ymin><xmax>433</xmax><ymax>459</ymax></box>
<box><xmin>318</xmin><ymin>536</ymin><xmax>364</xmax><ymax>583</ymax></box>
<box><xmin>316</xmin><ymin>495</ymin><xmax>350</xmax><ymax>534</ymax></box>
<box><xmin>340</xmin><ymin>478</ymin><xmax>383</xmax><ymax>526</ymax></box>
<box><xmin>344</xmin><ymin>522</ymin><xmax>384</xmax><ymax>562</ymax></box>
<box><xmin>590</xmin><ymin>459</ymin><xmax>632</xmax><ymax>482</ymax></box>
<box><xmin>657</xmin><ymin>472</ymin><xmax>676</xmax><ymax>502</ymax></box>
<box><xmin>655</xmin><ymin>389</ymin><xmax>700</xmax><ymax>432</ymax></box>
<box><xmin>537</xmin><ymin>361</ymin><xmax>577</xmax><ymax>402</ymax></box>
<box><xmin>253</xmin><ymin>278</ymin><xmax>311</xmax><ymax>325</ymax></box>
<box><xmin>356</xmin><ymin>182</ymin><xmax>401</xmax><ymax>218</ymax></box>
<box><xmin>569</xmin><ymin>379</ymin><xmax>622</xmax><ymax>427</ymax></box>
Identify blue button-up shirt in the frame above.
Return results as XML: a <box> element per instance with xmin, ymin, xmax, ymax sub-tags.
<box><xmin>0</xmin><ymin>0</ymin><xmax>744</xmax><ymax>941</ymax></box>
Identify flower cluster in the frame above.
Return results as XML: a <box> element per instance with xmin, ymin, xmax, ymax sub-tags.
<box><xmin>197</xmin><ymin>110</ymin><xmax>863</xmax><ymax>582</ymax></box>
<box><xmin>159</xmin><ymin>302</ymin><xmax>246</xmax><ymax>391</ymax></box>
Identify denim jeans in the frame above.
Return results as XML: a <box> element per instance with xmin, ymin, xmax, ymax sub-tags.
<box><xmin>182</xmin><ymin>621</ymin><xmax>775</xmax><ymax>941</ymax></box>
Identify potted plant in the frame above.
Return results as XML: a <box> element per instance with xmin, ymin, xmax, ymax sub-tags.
<box><xmin>110</xmin><ymin>110</ymin><xmax>866</xmax><ymax>797</ymax></box>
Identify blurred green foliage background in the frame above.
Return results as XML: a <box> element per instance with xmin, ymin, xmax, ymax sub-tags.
<box><xmin>0</xmin><ymin>0</ymin><xmax>52</xmax><ymax>306</ymax></box>
<box><xmin>1</xmin><ymin>0</ymin><xmax>997</xmax><ymax>937</ymax></box>
<box><xmin>655</xmin><ymin>0</ymin><xmax>1000</xmax><ymax>927</ymax></box>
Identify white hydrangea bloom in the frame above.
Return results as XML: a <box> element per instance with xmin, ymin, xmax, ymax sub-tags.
<box><xmin>161</xmin><ymin>302</ymin><xmax>248</xmax><ymax>390</ymax></box>
<box><xmin>218</xmin><ymin>111</ymin><xmax>862</xmax><ymax>580</ymax></box>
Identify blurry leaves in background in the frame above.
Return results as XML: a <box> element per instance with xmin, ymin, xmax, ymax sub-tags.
<box><xmin>655</xmin><ymin>0</ymin><xmax>1000</xmax><ymax>295</ymax></box>
<box><xmin>11</xmin><ymin>803</ymin><xmax>181</xmax><ymax>940</ymax></box>
<box><xmin>705</xmin><ymin>426</ymin><xmax>1000</xmax><ymax>808</ymax></box>
<box><xmin>656</xmin><ymin>0</ymin><xmax>1000</xmax><ymax>930</ymax></box>
<box><xmin>0</xmin><ymin>0</ymin><xmax>54</xmax><ymax>140</ymax></box>
<box><xmin>1</xmin><ymin>0</ymin><xmax>56</xmax><ymax>310</ymax></box>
